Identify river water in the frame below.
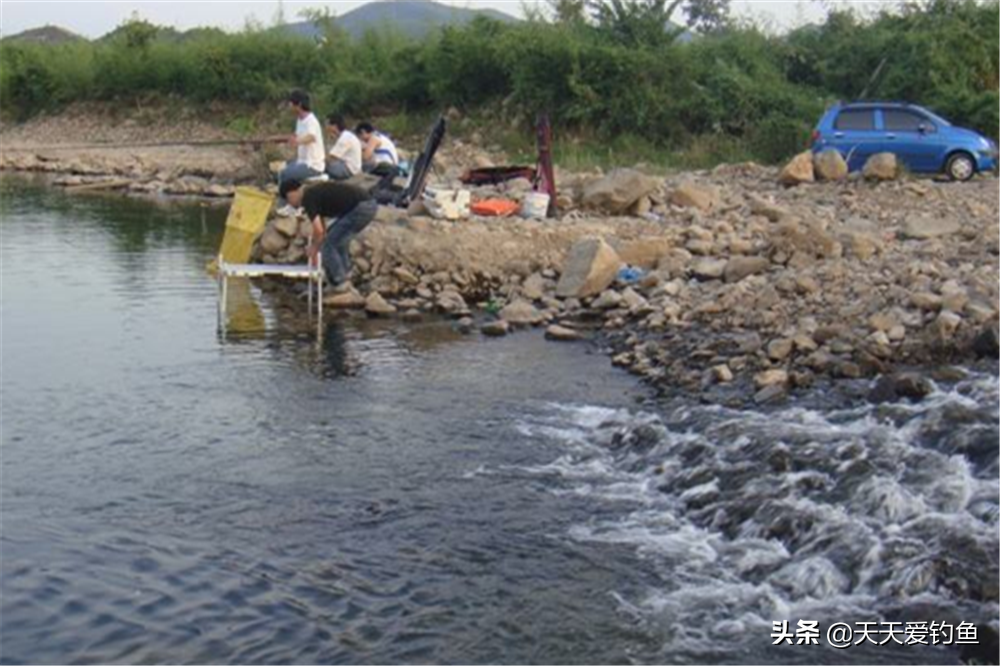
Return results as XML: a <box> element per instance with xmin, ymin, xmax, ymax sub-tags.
<box><xmin>1</xmin><ymin>178</ymin><xmax>997</xmax><ymax>665</ymax></box>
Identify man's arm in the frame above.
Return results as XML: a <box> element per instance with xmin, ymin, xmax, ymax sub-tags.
<box><xmin>307</xmin><ymin>214</ymin><xmax>325</xmax><ymax>263</ymax></box>
<box><xmin>361</xmin><ymin>136</ymin><xmax>379</xmax><ymax>161</ymax></box>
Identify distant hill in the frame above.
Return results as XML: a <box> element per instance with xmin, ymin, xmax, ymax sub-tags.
<box><xmin>280</xmin><ymin>0</ymin><xmax>518</xmax><ymax>41</ymax></box>
<box><xmin>2</xmin><ymin>25</ymin><xmax>84</xmax><ymax>44</ymax></box>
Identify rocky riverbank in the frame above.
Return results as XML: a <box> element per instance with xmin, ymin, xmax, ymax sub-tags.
<box><xmin>254</xmin><ymin>158</ymin><xmax>999</xmax><ymax>405</ymax></box>
<box><xmin>3</xmin><ymin>108</ymin><xmax>997</xmax><ymax>404</ymax></box>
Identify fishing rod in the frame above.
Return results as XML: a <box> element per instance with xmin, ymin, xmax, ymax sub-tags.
<box><xmin>3</xmin><ymin>137</ymin><xmax>291</xmax><ymax>151</ymax></box>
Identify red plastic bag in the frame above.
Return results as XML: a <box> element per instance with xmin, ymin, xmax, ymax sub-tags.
<box><xmin>471</xmin><ymin>199</ymin><xmax>520</xmax><ymax>217</ymax></box>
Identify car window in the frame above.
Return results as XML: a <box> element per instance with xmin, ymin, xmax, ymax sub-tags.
<box><xmin>834</xmin><ymin>109</ymin><xmax>875</xmax><ymax>131</ymax></box>
<box><xmin>883</xmin><ymin>109</ymin><xmax>934</xmax><ymax>132</ymax></box>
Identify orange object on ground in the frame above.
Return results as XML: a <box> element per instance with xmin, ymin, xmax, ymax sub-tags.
<box><xmin>471</xmin><ymin>198</ymin><xmax>520</xmax><ymax>217</ymax></box>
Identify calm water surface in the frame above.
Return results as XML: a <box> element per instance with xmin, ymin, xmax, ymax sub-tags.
<box><xmin>1</xmin><ymin>178</ymin><xmax>997</xmax><ymax>665</ymax></box>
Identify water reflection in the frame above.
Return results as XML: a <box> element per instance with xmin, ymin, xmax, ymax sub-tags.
<box><xmin>2</xmin><ymin>174</ymin><xmax>662</xmax><ymax>666</ymax></box>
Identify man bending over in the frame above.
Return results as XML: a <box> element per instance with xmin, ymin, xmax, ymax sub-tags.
<box><xmin>278</xmin><ymin>179</ymin><xmax>377</xmax><ymax>287</ymax></box>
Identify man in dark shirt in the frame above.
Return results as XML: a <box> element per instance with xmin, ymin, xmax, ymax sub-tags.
<box><xmin>278</xmin><ymin>179</ymin><xmax>378</xmax><ymax>287</ymax></box>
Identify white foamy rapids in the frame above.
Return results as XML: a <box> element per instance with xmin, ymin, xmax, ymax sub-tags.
<box><xmin>513</xmin><ymin>373</ymin><xmax>1000</xmax><ymax>658</ymax></box>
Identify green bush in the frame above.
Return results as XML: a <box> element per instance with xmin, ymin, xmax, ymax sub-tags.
<box><xmin>2</xmin><ymin>1</ymin><xmax>996</xmax><ymax>163</ymax></box>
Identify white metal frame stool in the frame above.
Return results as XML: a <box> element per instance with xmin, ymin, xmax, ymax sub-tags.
<box><xmin>217</xmin><ymin>253</ymin><xmax>324</xmax><ymax>335</ymax></box>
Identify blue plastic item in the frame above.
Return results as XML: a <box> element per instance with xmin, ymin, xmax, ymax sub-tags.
<box><xmin>617</xmin><ymin>266</ymin><xmax>644</xmax><ymax>284</ymax></box>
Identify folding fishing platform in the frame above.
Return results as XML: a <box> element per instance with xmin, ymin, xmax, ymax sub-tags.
<box><xmin>210</xmin><ymin>187</ymin><xmax>324</xmax><ymax>336</ymax></box>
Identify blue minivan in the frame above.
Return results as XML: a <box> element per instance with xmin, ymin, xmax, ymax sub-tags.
<box><xmin>812</xmin><ymin>102</ymin><xmax>997</xmax><ymax>181</ymax></box>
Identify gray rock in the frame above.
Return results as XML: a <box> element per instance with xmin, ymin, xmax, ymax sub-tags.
<box><xmin>273</xmin><ymin>216</ymin><xmax>300</xmax><ymax>238</ymax></box>
<box><xmin>767</xmin><ymin>339</ymin><xmax>794</xmax><ymax>361</ymax></box>
<box><xmin>259</xmin><ymin>227</ymin><xmax>289</xmax><ymax>255</ymax></box>
<box><xmin>972</xmin><ymin>324</ymin><xmax>999</xmax><ymax>358</ymax></box>
<box><xmin>711</xmin><ymin>364</ymin><xmax>734</xmax><ymax>383</ymax></box>
<box><xmin>581</xmin><ymin>168</ymin><xmax>660</xmax><ymax>214</ymax></box>
<box><xmin>481</xmin><ymin>320</ymin><xmax>510</xmax><ymax>337</ymax></box>
<box><xmin>778</xmin><ymin>151</ymin><xmax>815</xmax><ymax>186</ymax></box>
<box><xmin>555</xmin><ymin>238</ymin><xmax>623</xmax><ymax>298</ymax></box>
<box><xmin>670</xmin><ymin>181</ymin><xmax>720</xmax><ymax>212</ymax></box>
<box><xmin>863</xmin><ymin>153</ymin><xmax>898</xmax><ymax>181</ymax></box>
<box><xmin>900</xmin><ymin>216</ymin><xmax>960</xmax><ymax>240</ymax></box>
<box><xmin>365</xmin><ymin>292</ymin><xmax>397</xmax><ymax>316</ymax></box>
<box><xmin>934</xmin><ymin>311</ymin><xmax>962</xmax><ymax>340</ymax></box>
<box><xmin>813</xmin><ymin>149</ymin><xmax>848</xmax><ymax>181</ymax></box>
<box><xmin>754</xmin><ymin>369</ymin><xmax>789</xmax><ymax>389</ymax></box>
<box><xmin>754</xmin><ymin>384</ymin><xmax>787</xmax><ymax>405</ymax></box>
<box><xmin>324</xmin><ymin>289</ymin><xmax>366</xmax><ymax>309</ymax></box>
<box><xmin>724</xmin><ymin>256</ymin><xmax>770</xmax><ymax>283</ymax></box>
<box><xmin>500</xmin><ymin>299</ymin><xmax>543</xmax><ymax>326</ymax></box>
<box><xmin>521</xmin><ymin>273</ymin><xmax>546</xmax><ymax>301</ymax></box>
<box><xmin>868</xmin><ymin>373</ymin><xmax>933</xmax><ymax>404</ymax></box>
<box><xmin>545</xmin><ymin>324</ymin><xmax>582</xmax><ymax>341</ymax></box>
<box><xmin>910</xmin><ymin>291</ymin><xmax>943</xmax><ymax>311</ymax></box>
<box><xmin>692</xmin><ymin>258</ymin><xmax>727</xmax><ymax>280</ymax></box>
<box><xmin>592</xmin><ymin>290</ymin><xmax>623</xmax><ymax>310</ymax></box>
<box><xmin>437</xmin><ymin>290</ymin><xmax>468</xmax><ymax>315</ymax></box>
<box><xmin>747</xmin><ymin>194</ymin><xmax>789</xmax><ymax>222</ymax></box>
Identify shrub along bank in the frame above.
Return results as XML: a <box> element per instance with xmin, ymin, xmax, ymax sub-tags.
<box><xmin>1</xmin><ymin>0</ymin><xmax>996</xmax><ymax>167</ymax></box>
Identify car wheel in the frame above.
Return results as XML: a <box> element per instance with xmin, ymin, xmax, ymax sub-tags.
<box><xmin>945</xmin><ymin>152</ymin><xmax>976</xmax><ymax>182</ymax></box>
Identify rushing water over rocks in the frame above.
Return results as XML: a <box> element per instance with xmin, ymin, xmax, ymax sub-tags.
<box><xmin>1</xmin><ymin>177</ymin><xmax>997</xmax><ymax>665</ymax></box>
<box><xmin>507</xmin><ymin>373</ymin><xmax>999</xmax><ymax>663</ymax></box>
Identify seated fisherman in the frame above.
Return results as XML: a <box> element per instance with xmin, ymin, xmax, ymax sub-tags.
<box><xmin>276</xmin><ymin>90</ymin><xmax>325</xmax><ymax>214</ymax></box>
<box><xmin>325</xmin><ymin>114</ymin><xmax>363</xmax><ymax>181</ymax></box>
<box><xmin>355</xmin><ymin>122</ymin><xmax>399</xmax><ymax>175</ymax></box>
<box><xmin>278</xmin><ymin>179</ymin><xmax>377</xmax><ymax>288</ymax></box>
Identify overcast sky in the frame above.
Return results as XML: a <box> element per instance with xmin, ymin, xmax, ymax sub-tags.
<box><xmin>0</xmin><ymin>0</ymin><xmax>884</xmax><ymax>38</ymax></box>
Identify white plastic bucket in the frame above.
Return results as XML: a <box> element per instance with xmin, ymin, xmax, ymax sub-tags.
<box><xmin>521</xmin><ymin>192</ymin><xmax>550</xmax><ymax>219</ymax></box>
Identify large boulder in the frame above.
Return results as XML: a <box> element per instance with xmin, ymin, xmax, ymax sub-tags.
<box><xmin>813</xmin><ymin>150</ymin><xmax>848</xmax><ymax>181</ymax></box>
<box><xmin>581</xmin><ymin>169</ymin><xmax>660</xmax><ymax>214</ymax></box>
<box><xmin>863</xmin><ymin>153</ymin><xmax>898</xmax><ymax>181</ymax></box>
<box><xmin>670</xmin><ymin>181</ymin><xmax>720</xmax><ymax>212</ymax></box>
<box><xmin>555</xmin><ymin>238</ymin><xmax>623</xmax><ymax>298</ymax></box>
<box><xmin>778</xmin><ymin>151</ymin><xmax>815</xmax><ymax>186</ymax></box>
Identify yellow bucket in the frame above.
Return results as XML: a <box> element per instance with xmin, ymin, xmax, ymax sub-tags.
<box><xmin>206</xmin><ymin>186</ymin><xmax>275</xmax><ymax>272</ymax></box>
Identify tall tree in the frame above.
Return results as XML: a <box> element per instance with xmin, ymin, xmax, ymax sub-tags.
<box><xmin>547</xmin><ymin>0</ymin><xmax>588</xmax><ymax>24</ymax></box>
<box><xmin>586</xmin><ymin>0</ymin><xmax>731</xmax><ymax>45</ymax></box>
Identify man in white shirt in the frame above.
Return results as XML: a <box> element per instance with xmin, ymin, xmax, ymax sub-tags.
<box><xmin>277</xmin><ymin>90</ymin><xmax>325</xmax><ymax>210</ymax></box>
<box><xmin>356</xmin><ymin>122</ymin><xmax>400</xmax><ymax>176</ymax></box>
<box><xmin>324</xmin><ymin>114</ymin><xmax>362</xmax><ymax>181</ymax></box>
